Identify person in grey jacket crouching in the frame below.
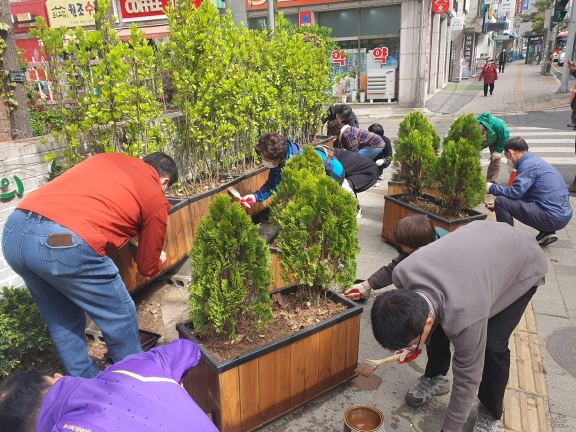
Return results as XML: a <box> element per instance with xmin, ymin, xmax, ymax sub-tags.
<box><xmin>371</xmin><ymin>221</ymin><xmax>547</xmax><ymax>432</ymax></box>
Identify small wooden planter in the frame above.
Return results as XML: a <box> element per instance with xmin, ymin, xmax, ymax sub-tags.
<box><xmin>382</xmin><ymin>193</ymin><xmax>487</xmax><ymax>244</ymax></box>
<box><xmin>175</xmin><ymin>285</ymin><xmax>362</xmax><ymax>432</ymax></box>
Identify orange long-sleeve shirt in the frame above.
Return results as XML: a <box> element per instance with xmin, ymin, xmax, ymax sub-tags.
<box><xmin>18</xmin><ymin>153</ymin><xmax>170</xmax><ymax>277</ymax></box>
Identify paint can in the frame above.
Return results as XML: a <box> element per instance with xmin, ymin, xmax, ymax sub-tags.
<box><xmin>343</xmin><ymin>405</ymin><xmax>385</xmax><ymax>432</ymax></box>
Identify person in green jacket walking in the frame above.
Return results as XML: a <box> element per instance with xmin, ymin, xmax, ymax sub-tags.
<box><xmin>477</xmin><ymin>113</ymin><xmax>510</xmax><ymax>183</ymax></box>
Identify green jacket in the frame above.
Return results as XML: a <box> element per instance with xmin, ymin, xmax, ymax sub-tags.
<box><xmin>476</xmin><ymin>113</ymin><xmax>510</xmax><ymax>153</ymax></box>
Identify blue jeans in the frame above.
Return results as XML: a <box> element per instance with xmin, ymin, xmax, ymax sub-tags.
<box><xmin>358</xmin><ymin>147</ymin><xmax>383</xmax><ymax>160</ymax></box>
<box><xmin>2</xmin><ymin>210</ymin><xmax>142</xmax><ymax>378</ymax></box>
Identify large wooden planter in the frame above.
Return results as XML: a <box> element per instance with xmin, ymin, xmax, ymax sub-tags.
<box><xmin>382</xmin><ymin>193</ymin><xmax>488</xmax><ymax>244</ymax></box>
<box><xmin>175</xmin><ymin>284</ymin><xmax>362</xmax><ymax>432</ymax></box>
<box><xmin>387</xmin><ymin>181</ymin><xmax>441</xmax><ymax>197</ymax></box>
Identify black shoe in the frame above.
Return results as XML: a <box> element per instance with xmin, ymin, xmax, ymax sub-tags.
<box><xmin>536</xmin><ymin>231</ymin><xmax>558</xmax><ymax>245</ymax></box>
<box><xmin>567</xmin><ymin>123</ymin><xmax>575</xmax><ymax>128</ymax></box>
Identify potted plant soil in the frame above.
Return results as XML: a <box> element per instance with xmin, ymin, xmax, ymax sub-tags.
<box><xmin>382</xmin><ymin>114</ymin><xmax>487</xmax><ymax>243</ymax></box>
<box><xmin>176</xmin><ymin>152</ymin><xmax>363</xmax><ymax>432</ymax></box>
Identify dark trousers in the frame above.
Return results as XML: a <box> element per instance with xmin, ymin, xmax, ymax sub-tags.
<box><xmin>424</xmin><ymin>286</ymin><xmax>538</xmax><ymax>420</ymax></box>
<box><xmin>499</xmin><ymin>62</ymin><xmax>505</xmax><ymax>73</ymax></box>
<box><xmin>484</xmin><ymin>83</ymin><xmax>495</xmax><ymax>96</ymax></box>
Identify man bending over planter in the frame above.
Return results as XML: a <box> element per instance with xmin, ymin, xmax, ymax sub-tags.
<box><xmin>0</xmin><ymin>339</ymin><xmax>219</xmax><ymax>432</ymax></box>
<box><xmin>2</xmin><ymin>152</ymin><xmax>178</xmax><ymax>379</ymax></box>
<box><xmin>344</xmin><ymin>214</ymin><xmax>448</xmax><ymax>301</ymax></box>
<box><xmin>326</xmin><ymin>119</ymin><xmax>386</xmax><ymax>164</ymax></box>
<box><xmin>371</xmin><ymin>221</ymin><xmax>547</xmax><ymax>432</ymax></box>
<box><xmin>487</xmin><ymin>137</ymin><xmax>573</xmax><ymax>245</ymax></box>
<box><xmin>477</xmin><ymin>113</ymin><xmax>510</xmax><ymax>183</ymax></box>
<box><xmin>239</xmin><ymin>132</ymin><xmax>379</xmax><ymax>218</ymax></box>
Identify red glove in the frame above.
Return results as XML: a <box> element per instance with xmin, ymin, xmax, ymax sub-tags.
<box><xmin>395</xmin><ymin>348</ymin><xmax>423</xmax><ymax>364</ymax></box>
<box><xmin>239</xmin><ymin>194</ymin><xmax>255</xmax><ymax>209</ymax></box>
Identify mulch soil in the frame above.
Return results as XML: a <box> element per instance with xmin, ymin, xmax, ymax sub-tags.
<box><xmin>398</xmin><ymin>195</ymin><xmax>469</xmax><ymax>220</ymax></box>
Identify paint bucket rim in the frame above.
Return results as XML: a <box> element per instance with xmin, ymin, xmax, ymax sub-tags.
<box><xmin>343</xmin><ymin>405</ymin><xmax>385</xmax><ymax>432</ymax></box>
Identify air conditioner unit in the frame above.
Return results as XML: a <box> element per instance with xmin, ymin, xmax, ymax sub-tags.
<box><xmin>367</xmin><ymin>68</ymin><xmax>396</xmax><ymax>102</ymax></box>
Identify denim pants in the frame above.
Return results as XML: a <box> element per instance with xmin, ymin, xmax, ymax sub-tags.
<box><xmin>2</xmin><ymin>210</ymin><xmax>142</xmax><ymax>378</ymax></box>
<box><xmin>424</xmin><ymin>287</ymin><xmax>537</xmax><ymax>420</ymax></box>
<box><xmin>358</xmin><ymin>147</ymin><xmax>383</xmax><ymax>160</ymax></box>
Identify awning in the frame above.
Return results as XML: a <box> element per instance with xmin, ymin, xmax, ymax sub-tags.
<box><xmin>117</xmin><ymin>25</ymin><xmax>169</xmax><ymax>42</ymax></box>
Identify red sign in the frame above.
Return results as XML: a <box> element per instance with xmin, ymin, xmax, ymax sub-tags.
<box><xmin>10</xmin><ymin>0</ymin><xmax>48</xmax><ymax>33</ymax></box>
<box><xmin>119</xmin><ymin>0</ymin><xmax>172</xmax><ymax>21</ymax></box>
<box><xmin>372</xmin><ymin>47</ymin><xmax>389</xmax><ymax>64</ymax></box>
<box><xmin>431</xmin><ymin>0</ymin><xmax>450</xmax><ymax>14</ymax></box>
<box><xmin>515</xmin><ymin>0</ymin><xmax>523</xmax><ymax>15</ymax></box>
<box><xmin>246</xmin><ymin>0</ymin><xmax>347</xmax><ymax>11</ymax></box>
<box><xmin>299</xmin><ymin>11</ymin><xmax>313</xmax><ymax>26</ymax></box>
<box><xmin>331</xmin><ymin>50</ymin><xmax>346</xmax><ymax>66</ymax></box>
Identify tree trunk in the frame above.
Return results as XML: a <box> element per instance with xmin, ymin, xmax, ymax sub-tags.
<box><xmin>0</xmin><ymin>0</ymin><xmax>32</xmax><ymax>140</ymax></box>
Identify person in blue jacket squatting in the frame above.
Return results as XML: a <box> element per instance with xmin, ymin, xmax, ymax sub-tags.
<box><xmin>344</xmin><ymin>214</ymin><xmax>449</xmax><ymax>301</ymax></box>
<box><xmin>239</xmin><ymin>132</ymin><xmax>379</xmax><ymax>219</ymax></box>
<box><xmin>487</xmin><ymin>137</ymin><xmax>573</xmax><ymax>246</ymax></box>
<box><xmin>0</xmin><ymin>340</ymin><xmax>219</xmax><ymax>432</ymax></box>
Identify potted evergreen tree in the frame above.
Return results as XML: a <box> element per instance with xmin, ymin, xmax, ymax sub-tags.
<box><xmin>176</xmin><ymin>152</ymin><xmax>363</xmax><ymax>432</ymax></box>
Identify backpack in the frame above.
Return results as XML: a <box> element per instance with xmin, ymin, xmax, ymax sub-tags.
<box><xmin>313</xmin><ymin>145</ymin><xmax>345</xmax><ymax>185</ymax></box>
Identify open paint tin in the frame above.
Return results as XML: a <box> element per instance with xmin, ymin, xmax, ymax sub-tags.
<box><xmin>343</xmin><ymin>405</ymin><xmax>385</xmax><ymax>432</ymax></box>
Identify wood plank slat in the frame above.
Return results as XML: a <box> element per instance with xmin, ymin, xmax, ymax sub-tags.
<box><xmin>289</xmin><ymin>338</ymin><xmax>308</xmax><ymax>408</ymax></box>
<box><xmin>330</xmin><ymin>321</ymin><xmax>348</xmax><ymax>386</ymax></box>
<box><xmin>273</xmin><ymin>345</ymin><xmax>292</xmax><ymax>417</ymax></box>
<box><xmin>239</xmin><ymin>359</ymin><xmax>260</xmax><ymax>432</ymax></box>
<box><xmin>316</xmin><ymin>326</ymin><xmax>334</xmax><ymax>395</ymax></box>
<box><xmin>257</xmin><ymin>351</ymin><xmax>277</xmax><ymax>425</ymax></box>
<box><xmin>219</xmin><ymin>368</ymin><xmax>242</xmax><ymax>432</ymax></box>
<box><xmin>344</xmin><ymin>315</ymin><xmax>361</xmax><ymax>378</ymax></box>
<box><xmin>304</xmin><ymin>332</ymin><xmax>321</xmax><ymax>401</ymax></box>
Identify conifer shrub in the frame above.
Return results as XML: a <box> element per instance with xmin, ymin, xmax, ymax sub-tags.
<box><xmin>443</xmin><ymin>113</ymin><xmax>484</xmax><ymax>151</ymax></box>
<box><xmin>392</xmin><ymin>129</ymin><xmax>437</xmax><ymax>201</ymax></box>
<box><xmin>397</xmin><ymin>111</ymin><xmax>441</xmax><ymax>154</ymax></box>
<box><xmin>271</xmin><ymin>147</ymin><xmax>359</xmax><ymax>300</ymax></box>
<box><xmin>433</xmin><ymin>138</ymin><xmax>486</xmax><ymax>217</ymax></box>
<box><xmin>0</xmin><ymin>287</ymin><xmax>59</xmax><ymax>378</ymax></box>
<box><xmin>188</xmin><ymin>194</ymin><xmax>274</xmax><ymax>341</ymax></box>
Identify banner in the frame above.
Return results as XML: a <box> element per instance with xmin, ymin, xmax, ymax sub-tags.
<box><xmin>46</xmin><ymin>0</ymin><xmax>95</xmax><ymax>27</ymax></box>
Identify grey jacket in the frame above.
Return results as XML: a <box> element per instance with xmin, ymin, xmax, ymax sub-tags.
<box><xmin>391</xmin><ymin>221</ymin><xmax>547</xmax><ymax>432</ymax></box>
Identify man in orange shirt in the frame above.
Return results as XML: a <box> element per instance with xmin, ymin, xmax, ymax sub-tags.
<box><xmin>2</xmin><ymin>152</ymin><xmax>178</xmax><ymax>378</ymax></box>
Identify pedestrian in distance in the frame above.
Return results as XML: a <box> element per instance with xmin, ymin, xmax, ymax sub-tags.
<box><xmin>370</xmin><ymin>221</ymin><xmax>547</xmax><ymax>432</ymax></box>
<box><xmin>323</xmin><ymin>103</ymin><xmax>360</xmax><ymax>128</ymax></box>
<box><xmin>477</xmin><ymin>113</ymin><xmax>510</xmax><ymax>183</ymax></box>
<box><xmin>2</xmin><ymin>152</ymin><xmax>178</xmax><ymax>378</ymax></box>
<box><xmin>238</xmin><ymin>132</ymin><xmax>378</xmax><ymax>218</ymax></box>
<box><xmin>368</xmin><ymin>123</ymin><xmax>394</xmax><ymax>180</ymax></box>
<box><xmin>498</xmin><ymin>51</ymin><xmax>507</xmax><ymax>73</ymax></box>
<box><xmin>326</xmin><ymin>119</ymin><xmax>386</xmax><ymax>163</ymax></box>
<box><xmin>343</xmin><ymin>214</ymin><xmax>448</xmax><ymax>301</ymax></box>
<box><xmin>479</xmin><ymin>57</ymin><xmax>498</xmax><ymax>96</ymax></box>
<box><xmin>486</xmin><ymin>137</ymin><xmax>573</xmax><ymax>246</ymax></box>
<box><xmin>565</xmin><ymin>59</ymin><xmax>576</xmax><ymax>130</ymax></box>
<box><xmin>0</xmin><ymin>340</ymin><xmax>220</xmax><ymax>432</ymax></box>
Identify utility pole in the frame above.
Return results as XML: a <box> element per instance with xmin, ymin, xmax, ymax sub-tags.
<box><xmin>267</xmin><ymin>0</ymin><xmax>275</xmax><ymax>32</ymax></box>
<box><xmin>558</xmin><ymin>0</ymin><xmax>576</xmax><ymax>92</ymax></box>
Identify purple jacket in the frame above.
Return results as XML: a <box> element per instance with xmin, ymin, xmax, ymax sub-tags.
<box><xmin>36</xmin><ymin>340</ymin><xmax>218</xmax><ymax>432</ymax></box>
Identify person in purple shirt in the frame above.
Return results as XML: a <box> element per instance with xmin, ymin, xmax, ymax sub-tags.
<box><xmin>0</xmin><ymin>340</ymin><xmax>219</xmax><ymax>432</ymax></box>
<box><xmin>487</xmin><ymin>137</ymin><xmax>573</xmax><ymax>246</ymax></box>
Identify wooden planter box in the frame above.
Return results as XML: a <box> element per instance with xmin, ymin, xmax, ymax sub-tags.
<box><xmin>382</xmin><ymin>193</ymin><xmax>487</xmax><ymax>244</ymax></box>
<box><xmin>110</xmin><ymin>167</ymin><xmax>272</xmax><ymax>294</ymax></box>
<box><xmin>387</xmin><ymin>181</ymin><xmax>441</xmax><ymax>197</ymax></box>
<box><xmin>175</xmin><ymin>284</ymin><xmax>363</xmax><ymax>432</ymax></box>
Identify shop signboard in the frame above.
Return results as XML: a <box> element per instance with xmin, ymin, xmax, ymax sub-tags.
<box><xmin>484</xmin><ymin>0</ymin><xmax>500</xmax><ymax>5</ymax></box>
<box><xmin>500</xmin><ymin>0</ymin><xmax>512</xmax><ymax>13</ymax></box>
<box><xmin>432</xmin><ymin>0</ymin><xmax>450</xmax><ymax>14</ymax></box>
<box><xmin>462</xmin><ymin>33</ymin><xmax>474</xmax><ymax>78</ymax></box>
<box><xmin>331</xmin><ymin>50</ymin><xmax>346</xmax><ymax>66</ymax></box>
<box><xmin>450</xmin><ymin>17</ymin><xmax>465</xmax><ymax>30</ymax></box>
<box><xmin>246</xmin><ymin>0</ymin><xmax>347</xmax><ymax>11</ymax></box>
<box><xmin>46</xmin><ymin>0</ymin><xmax>95</xmax><ymax>27</ymax></box>
<box><xmin>516</xmin><ymin>0</ymin><xmax>523</xmax><ymax>15</ymax></box>
<box><xmin>372</xmin><ymin>47</ymin><xmax>389</xmax><ymax>64</ymax></box>
<box><xmin>10</xmin><ymin>0</ymin><xmax>48</xmax><ymax>33</ymax></box>
<box><xmin>119</xmin><ymin>0</ymin><xmax>172</xmax><ymax>21</ymax></box>
<box><xmin>299</xmin><ymin>11</ymin><xmax>312</xmax><ymax>26</ymax></box>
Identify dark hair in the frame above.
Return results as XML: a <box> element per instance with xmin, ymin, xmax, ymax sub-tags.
<box><xmin>335</xmin><ymin>104</ymin><xmax>352</xmax><ymax>121</ymax></box>
<box><xmin>143</xmin><ymin>152</ymin><xmax>179</xmax><ymax>186</ymax></box>
<box><xmin>327</xmin><ymin>119</ymin><xmax>345</xmax><ymax>137</ymax></box>
<box><xmin>478</xmin><ymin>123</ymin><xmax>487</xmax><ymax>134</ymax></box>
<box><xmin>255</xmin><ymin>133</ymin><xmax>289</xmax><ymax>163</ymax></box>
<box><xmin>0</xmin><ymin>371</ymin><xmax>52</xmax><ymax>432</ymax></box>
<box><xmin>371</xmin><ymin>290</ymin><xmax>429</xmax><ymax>350</ymax></box>
<box><xmin>394</xmin><ymin>214</ymin><xmax>436</xmax><ymax>249</ymax></box>
<box><xmin>504</xmin><ymin>137</ymin><xmax>529</xmax><ymax>152</ymax></box>
<box><xmin>368</xmin><ymin>124</ymin><xmax>384</xmax><ymax>137</ymax></box>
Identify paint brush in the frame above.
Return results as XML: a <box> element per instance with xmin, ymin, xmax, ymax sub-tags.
<box><xmin>354</xmin><ymin>354</ymin><xmax>400</xmax><ymax>378</ymax></box>
<box><xmin>228</xmin><ymin>186</ymin><xmax>241</xmax><ymax>199</ymax></box>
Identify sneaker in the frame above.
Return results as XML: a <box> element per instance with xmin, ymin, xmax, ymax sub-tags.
<box><xmin>536</xmin><ymin>231</ymin><xmax>558</xmax><ymax>246</ymax></box>
<box><xmin>373</xmin><ymin>181</ymin><xmax>381</xmax><ymax>188</ymax></box>
<box><xmin>356</xmin><ymin>208</ymin><xmax>362</xmax><ymax>219</ymax></box>
<box><xmin>567</xmin><ymin>123</ymin><xmax>576</xmax><ymax>128</ymax></box>
<box><xmin>378</xmin><ymin>174</ymin><xmax>385</xmax><ymax>181</ymax></box>
<box><xmin>473</xmin><ymin>403</ymin><xmax>502</xmax><ymax>432</ymax></box>
<box><xmin>405</xmin><ymin>375</ymin><xmax>451</xmax><ymax>407</ymax></box>
<box><xmin>375</xmin><ymin>159</ymin><xmax>385</xmax><ymax>166</ymax></box>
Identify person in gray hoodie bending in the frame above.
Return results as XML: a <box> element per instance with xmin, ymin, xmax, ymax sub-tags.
<box><xmin>371</xmin><ymin>221</ymin><xmax>547</xmax><ymax>432</ymax></box>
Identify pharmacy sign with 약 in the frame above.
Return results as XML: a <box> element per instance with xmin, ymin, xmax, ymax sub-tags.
<box><xmin>372</xmin><ymin>47</ymin><xmax>389</xmax><ymax>64</ymax></box>
<box><xmin>331</xmin><ymin>50</ymin><xmax>346</xmax><ymax>66</ymax></box>
<box><xmin>46</xmin><ymin>0</ymin><xmax>95</xmax><ymax>27</ymax></box>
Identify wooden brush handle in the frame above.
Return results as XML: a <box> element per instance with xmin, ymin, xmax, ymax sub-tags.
<box><xmin>366</xmin><ymin>354</ymin><xmax>400</xmax><ymax>365</ymax></box>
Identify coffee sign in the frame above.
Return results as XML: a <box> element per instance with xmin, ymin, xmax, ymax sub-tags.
<box><xmin>119</xmin><ymin>0</ymin><xmax>171</xmax><ymax>21</ymax></box>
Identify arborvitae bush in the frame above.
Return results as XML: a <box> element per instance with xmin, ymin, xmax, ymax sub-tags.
<box><xmin>271</xmin><ymin>147</ymin><xmax>359</xmax><ymax>300</ymax></box>
<box><xmin>434</xmin><ymin>138</ymin><xmax>486</xmax><ymax>217</ymax></box>
<box><xmin>0</xmin><ymin>287</ymin><xmax>59</xmax><ymax>378</ymax></box>
<box><xmin>188</xmin><ymin>194</ymin><xmax>274</xmax><ymax>340</ymax></box>
<box><xmin>443</xmin><ymin>113</ymin><xmax>484</xmax><ymax>151</ymax></box>
<box><xmin>393</xmin><ymin>129</ymin><xmax>437</xmax><ymax>201</ymax></box>
<box><xmin>397</xmin><ymin>111</ymin><xmax>441</xmax><ymax>154</ymax></box>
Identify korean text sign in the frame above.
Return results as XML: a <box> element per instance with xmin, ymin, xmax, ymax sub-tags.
<box><xmin>46</xmin><ymin>0</ymin><xmax>95</xmax><ymax>27</ymax></box>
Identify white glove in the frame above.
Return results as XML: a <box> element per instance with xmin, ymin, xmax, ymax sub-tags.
<box><xmin>491</xmin><ymin>151</ymin><xmax>501</xmax><ymax>161</ymax></box>
<box><xmin>160</xmin><ymin>250</ymin><xmax>167</xmax><ymax>264</ymax></box>
<box><xmin>239</xmin><ymin>194</ymin><xmax>256</xmax><ymax>209</ymax></box>
<box><xmin>486</xmin><ymin>182</ymin><xmax>493</xmax><ymax>193</ymax></box>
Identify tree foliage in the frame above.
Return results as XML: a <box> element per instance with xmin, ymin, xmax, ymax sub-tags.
<box><xmin>397</xmin><ymin>111</ymin><xmax>441</xmax><ymax>154</ymax></box>
<box><xmin>443</xmin><ymin>113</ymin><xmax>483</xmax><ymax>151</ymax></box>
<box><xmin>271</xmin><ymin>147</ymin><xmax>359</xmax><ymax>299</ymax></box>
<box><xmin>188</xmin><ymin>195</ymin><xmax>274</xmax><ymax>341</ymax></box>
